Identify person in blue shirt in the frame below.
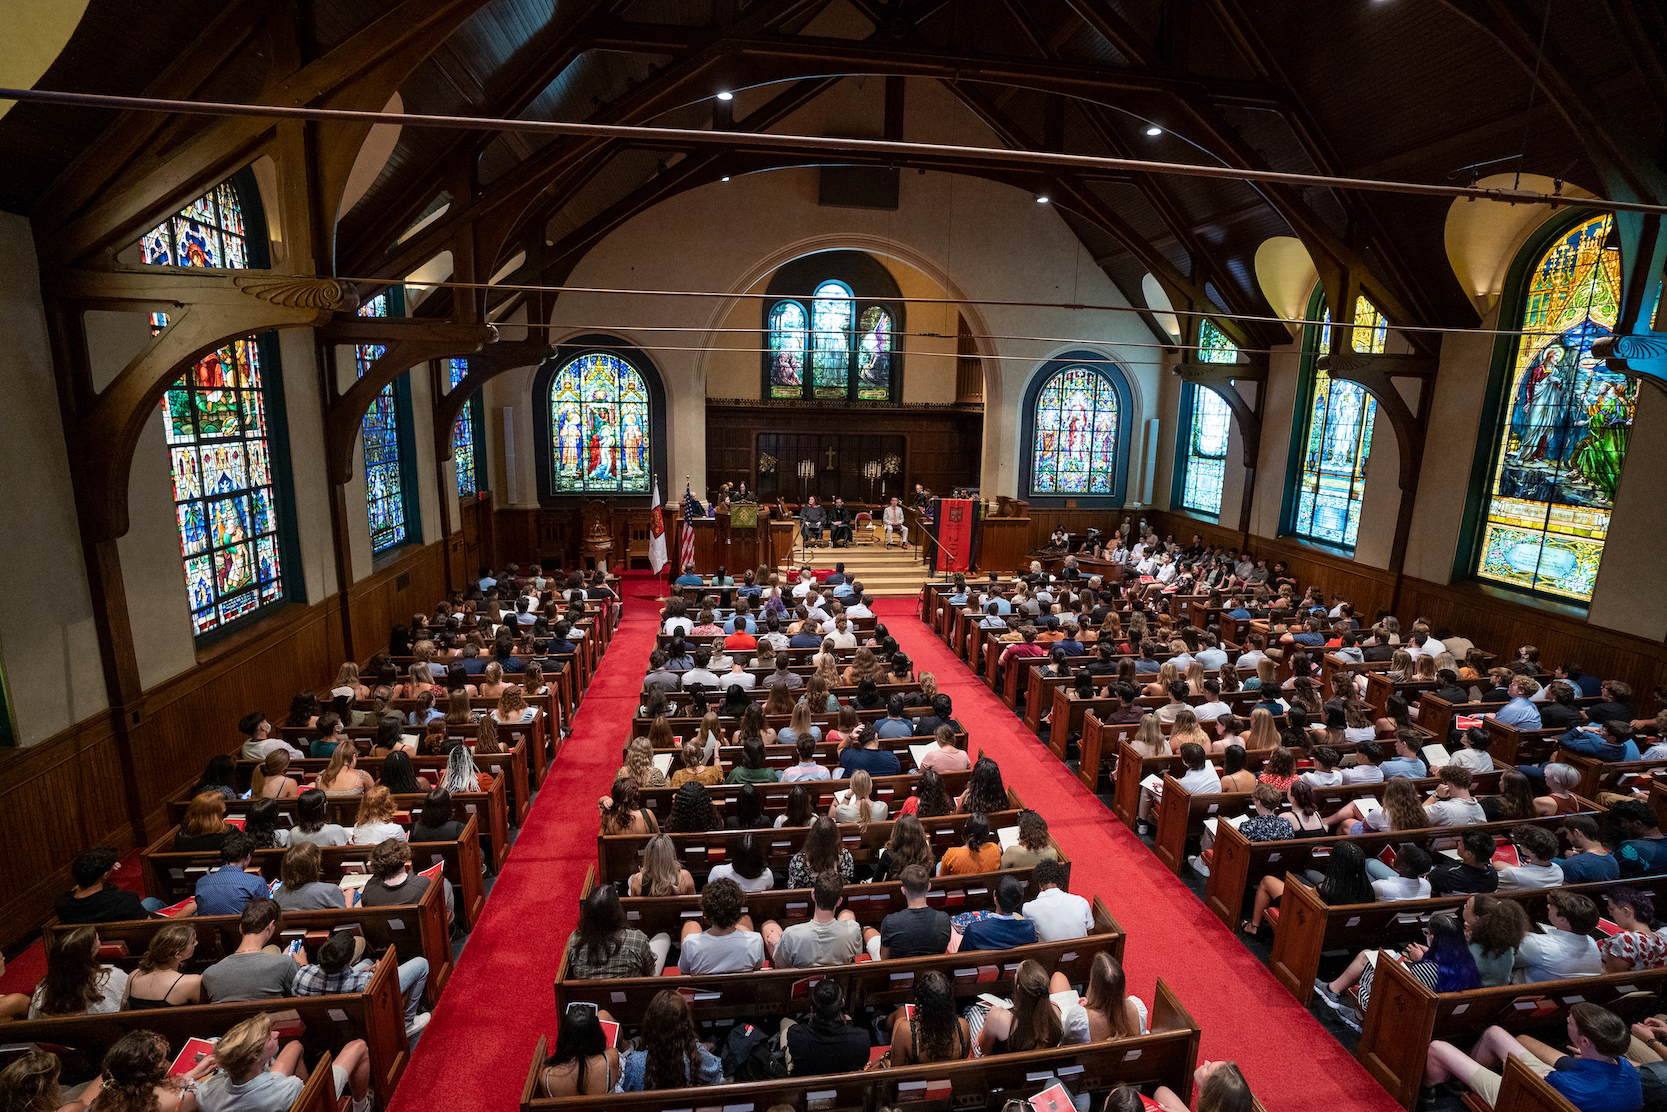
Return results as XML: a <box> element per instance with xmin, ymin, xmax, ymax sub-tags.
<box><xmin>674</xmin><ymin>563</ymin><xmax>704</xmax><ymax>588</ymax></box>
<box><xmin>1554</xmin><ymin>815</ymin><xmax>1620</xmax><ymax>884</ymax></box>
<box><xmin>825</xmin><ymin>562</ymin><xmax>846</xmax><ymax>587</ymax></box>
<box><xmin>1228</xmin><ymin>597</ymin><xmax>1252</xmax><ymax>620</ymax></box>
<box><xmin>1280</xmin><ymin>616</ymin><xmax>1328</xmax><ymax>649</ymax></box>
<box><xmin>1612</xmin><ymin>801</ymin><xmax>1667</xmax><ymax>878</ymax></box>
<box><xmin>1517</xmin><ymin>720</ymin><xmax>1632</xmax><ymax>791</ymax></box>
<box><xmin>1421</xmin><ymin>1002</ymin><xmax>1641</xmax><ymax>1112</ymax></box>
<box><xmin>1055</xmin><ymin>624</ymin><xmax>1084</xmax><ymax>659</ymax></box>
<box><xmin>723</xmin><ymin>601</ymin><xmax>756</xmax><ymax>635</ymax></box>
<box><xmin>1133</xmin><ymin>643</ymin><xmax>1162</xmax><ymax>674</ymax></box>
<box><xmin>1554</xmin><ymin>662</ymin><xmax>1603</xmax><ymax>699</ymax></box>
<box><xmin>1379</xmin><ymin>730</ymin><xmax>1430</xmax><ymax>780</ymax></box>
<box><xmin>194</xmin><ymin>833</ymin><xmax>271</xmax><ymax>916</ymax></box>
<box><xmin>736</xmin><ymin>571</ymin><xmax>762</xmax><ymax>599</ymax></box>
<box><xmin>875</xmin><ymin>695</ymin><xmax>914</xmax><ymax>741</ymax></box>
<box><xmin>953</xmin><ymin>876</ymin><xmax>1037</xmax><ymax>952</ymax></box>
<box><xmin>978</xmin><ymin>603</ymin><xmax>1007</xmax><ymax>632</ymax></box>
<box><xmin>838</xmin><ymin>725</ymin><xmax>902</xmax><ymax>778</ymax></box>
<box><xmin>990</xmin><ymin>593</ymin><xmax>1012</xmax><ymax>616</ymax></box>
<box><xmin>1492</xmin><ymin>678</ymin><xmax>1544</xmax><ymax>729</ymax></box>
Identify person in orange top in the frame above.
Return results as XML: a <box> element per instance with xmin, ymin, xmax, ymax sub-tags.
<box><xmin>938</xmin><ymin>814</ymin><xmax>1001</xmax><ymax>875</ymax></box>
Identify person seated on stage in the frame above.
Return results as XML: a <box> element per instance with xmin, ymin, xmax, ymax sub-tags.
<box><xmin>800</xmin><ymin>497</ymin><xmax>827</xmax><ymax>546</ymax></box>
<box><xmin>882</xmin><ymin>497</ymin><xmax>909</xmax><ymax>546</ymax></box>
<box><xmin>827</xmin><ymin>497</ymin><xmax>854</xmax><ymax>547</ymax></box>
<box><xmin>1421</xmin><ymin>1003</ymin><xmax>1641</xmax><ymax>1112</ymax></box>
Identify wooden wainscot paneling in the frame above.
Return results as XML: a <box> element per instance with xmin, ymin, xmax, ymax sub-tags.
<box><xmin>0</xmin><ymin>713</ymin><xmax>130</xmax><ymax>948</ymax></box>
<box><xmin>980</xmin><ymin>518</ymin><xmax>1031</xmax><ymax>573</ymax></box>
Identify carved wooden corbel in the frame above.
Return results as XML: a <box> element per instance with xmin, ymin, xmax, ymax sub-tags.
<box><xmin>433</xmin><ymin>338</ymin><xmax>555</xmax><ymax>454</ymax></box>
<box><xmin>1317</xmin><ymin>352</ymin><xmax>1437</xmax><ymax>491</ymax></box>
<box><xmin>1175</xmin><ymin>361</ymin><xmax>1265</xmax><ymax>468</ymax></box>
<box><xmin>323</xmin><ymin>317</ymin><xmax>499</xmax><ymax>485</ymax></box>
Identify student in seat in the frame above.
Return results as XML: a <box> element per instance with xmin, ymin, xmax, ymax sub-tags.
<box><xmin>1600</xmin><ymin>887</ymin><xmax>1667</xmax><ymax>973</ymax></box>
<box><xmin>1372</xmin><ymin>846</ymin><xmax>1434</xmax><ymax>902</ymax></box>
<box><xmin>1421</xmin><ymin>1003</ymin><xmax>1641</xmax><ymax>1112</ymax></box>
<box><xmin>1515</xmin><ymin>890</ymin><xmax>1603</xmax><ymax>982</ymax></box>
<box><xmin>938</xmin><ymin>812</ymin><xmax>1000</xmax><ymax>876</ymax></box>
<box><xmin>26</xmin><ymin>926</ymin><xmax>127</xmax><ymax>1018</ymax></box>
<box><xmin>564</xmin><ymin>884</ymin><xmax>665</xmax><ymax>980</ymax></box>
<box><xmin>885</xmin><ymin>971</ymin><xmax>971</xmax><ymax>1066</ymax></box>
<box><xmin>628</xmin><ymin>834</ymin><xmax>695</xmax><ymax>897</ymax></box>
<box><xmin>194</xmin><ymin>1011</ymin><xmax>374</xmax><ymax>1112</ymax></box>
<box><xmin>1555</xmin><ymin>815</ymin><xmax>1619</xmax><ymax>883</ymax></box>
<box><xmin>1428</xmin><ymin>830</ymin><xmax>1501</xmax><ymax>896</ymax></box>
<box><xmin>875</xmin><ymin>865</ymin><xmax>951</xmax><ymax>959</ymax></box>
<box><xmin>1314</xmin><ymin>910</ymin><xmax>1480</xmax><ymax>1032</ymax></box>
<box><xmin>976</xmin><ymin>959</ymin><xmax>1091</xmax><ymax>1054</ymax></box>
<box><xmin>950</xmin><ymin>874</ymin><xmax>1036</xmax><ymax>952</ymax></box>
<box><xmin>780</xmin><ymin>978</ymin><xmax>871</xmax><ymax>1077</ymax></box>
<box><xmin>56</xmin><ymin>846</ymin><xmax>161</xmax><ymax>923</ymax></box>
<box><xmin>294</xmin><ymin>931</ymin><xmax>431</xmax><ymax>1040</ymax></box>
<box><xmin>676</xmin><ymin>878</ymin><xmax>765</xmax><ymax>975</ymax></box>
<box><xmin>1612</xmin><ymin>801</ymin><xmax>1667</xmax><ymax>877</ymax></box>
<box><xmin>1424</xmin><ymin>765</ymin><xmax>1486</xmax><ymax>827</ymax></box>
<box><xmin>200</xmin><ymin>899</ymin><xmax>300</xmax><ymax>1002</ymax></box>
<box><xmin>1496</xmin><ymin>824</ymin><xmax>1565</xmax><ymax>890</ymax></box>
<box><xmin>1022</xmin><ymin>859</ymin><xmax>1092</xmax><ymax>941</ymax></box>
<box><xmin>762</xmin><ymin>872</ymin><xmax>866</xmax><ymax>969</ymax></box>
<box><xmin>539</xmin><ymin>1003</ymin><xmax>622</xmax><ymax>1097</ymax></box>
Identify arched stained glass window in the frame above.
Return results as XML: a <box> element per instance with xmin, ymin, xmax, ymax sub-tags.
<box><xmin>1288</xmin><ymin>295</ymin><xmax>1385</xmax><ymax>548</ymax></box>
<box><xmin>358</xmin><ymin>293</ymin><xmax>411</xmax><ymax>554</ymax></box>
<box><xmin>1030</xmin><ymin>365</ymin><xmax>1121</xmax><ymax>495</ymax></box>
<box><xmin>1471</xmin><ymin>214</ymin><xmax>1631</xmax><ymax>602</ymax></box>
<box><xmin>140</xmin><ymin>180</ymin><xmax>249</xmax><ymax>268</ymax></box>
<box><xmin>448</xmin><ymin>358</ymin><xmax>481</xmax><ymax>498</ymax></box>
<box><xmin>1177</xmin><ymin>321</ymin><xmax>1237</xmax><ymax>515</ymax></box>
<box><xmin>549</xmin><ymin>352</ymin><xmax>651</xmax><ymax>493</ymax></box>
<box><xmin>767</xmin><ymin>276</ymin><xmax>899</xmax><ymax>401</ymax></box>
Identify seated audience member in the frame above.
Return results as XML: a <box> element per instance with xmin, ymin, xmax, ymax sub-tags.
<box><xmin>57</xmin><ymin>846</ymin><xmax>162</xmax><ymax>922</ymax></box>
<box><xmin>1466</xmin><ymin>895</ymin><xmax>1532</xmax><ymax>986</ymax></box>
<box><xmin>274</xmin><ymin>842</ymin><xmax>347</xmax><ymax>911</ymax></box>
<box><xmin>781</xmin><ymin>979</ymin><xmax>870</xmax><ymax>1077</ymax></box>
<box><xmin>958</xmin><ymin>755</ymin><xmax>1009</xmax><ymax>813</ymax></box>
<box><xmin>1315</xmin><ymin>910</ymin><xmax>1480</xmax><ymax>1032</ymax></box>
<box><xmin>360</xmin><ymin>838</ymin><xmax>453</xmax><ymax>928</ymax></box>
<box><xmin>409</xmin><ymin>788</ymin><xmax>464</xmax><ymax>844</ymax></box>
<box><xmin>287</xmin><ymin>787</ymin><xmax>350</xmax><ymax>848</ymax></box>
<box><xmin>708</xmin><ymin>832</ymin><xmax>775</xmax><ymax>893</ymax></box>
<box><xmin>1491</xmin><ymin>677</ymin><xmax>1544</xmax><ymax>729</ymax></box>
<box><xmin>1600</xmin><ymin>887</ymin><xmax>1667</xmax><ymax>973</ymax></box>
<box><xmin>1424</xmin><ymin>765</ymin><xmax>1486</xmax><ymax>827</ymax></box>
<box><xmin>294</xmin><ymin>930</ymin><xmax>431</xmax><ymax>1039</ymax></box>
<box><xmin>26</xmin><ymin>926</ymin><xmax>127</xmax><ymax>1017</ymax></box>
<box><xmin>1516</xmin><ymin>890</ymin><xmax>1603</xmax><ymax>982</ymax></box>
<box><xmin>628</xmin><ymin>834</ymin><xmax>695</xmax><ymax>897</ymax></box>
<box><xmin>1381</xmin><ymin>729</ymin><xmax>1430</xmax><ymax>779</ymax></box>
<box><xmin>876</xmin><ymin>865</ymin><xmax>951</xmax><ymax>959</ymax></box>
<box><xmin>952</xmin><ymin>875</ymin><xmax>1037</xmax><ymax>952</ymax></box>
<box><xmin>1555</xmin><ymin>814</ymin><xmax>1619</xmax><ymax>883</ymax></box>
<box><xmin>1022</xmin><ymin>859</ymin><xmax>1092</xmax><ymax>941</ymax></box>
<box><xmin>830</xmin><ymin>769</ymin><xmax>887</xmax><ymax>825</ymax></box>
<box><xmin>565</xmin><ymin>884</ymin><xmax>666</xmax><ymax>979</ymax></box>
<box><xmin>239</xmin><ymin>710</ymin><xmax>304</xmax><ymax>761</ymax></box>
<box><xmin>1429</xmin><ymin>830</ymin><xmax>1501</xmax><ymax>896</ymax></box>
<box><xmin>726</xmin><ymin>736</ymin><xmax>781</xmax><ymax>785</ymax></box>
<box><xmin>918</xmin><ymin>723</ymin><xmax>971</xmax><ymax>773</ymax></box>
<box><xmin>200</xmin><ymin>898</ymin><xmax>300</xmax><ymax>1002</ymax></box>
<box><xmin>781</xmin><ymin>734</ymin><xmax>829</xmax><ymax>782</ymax></box>
<box><xmin>194</xmin><ymin>832</ymin><xmax>268</xmax><ymax>917</ymax></box>
<box><xmin>1238</xmin><ymin>784</ymin><xmax>1296</xmax><ymax>843</ymax></box>
<box><xmin>1325</xmin><ymin>775</ymin><xmax>1425</xmax><ymax>839</ymax></box>
<box><xmin>84</xmin><ymin>1031</ymin><xmax>193</xmax><ymax>1112</ymax></box>
<box><xmin>763</xmin><ymin>873</ymin><xmax>867</xmax><ymax>968</ymax></box>
<box><xmin>1443</xmin><ymin>726</ymin><xmax>1496</xmax><ymax>775</ymax></box>
<box><xmin>939</xmin><ymin>812</ymin><xmax>1001</xmax><ymax>876</ymax></box>
<box><xmin>123</xmin><ymin>923</ymin><xmax>204</xmax><ymax>1008</ymax></box>
<box><xmin>1496</xmin><ymin>824</ymin><xmax>1565</xmax><ymax>890</ymax></box>
<box><xmin>1537</xmin><ymin>762</ymin><xmax>1584</xmax><ymax>816</ymax></box>
<box><xmin>1421</xmin><ymin>1003</ymin><xmax>1641</xmax><ymax>1112</ymax></box>
<box><xmin>1373</xmin><ymin>846</ymin><xmax>1433</xmax><ymax>902</ymax></box>
<box><xmin>871</xmin><ymin>814</ymin><xmax>936</xmax><ymax>883</ymax></box>
<box><xmin>350</xmin><ymin>786</ymin><xmax>405</xmax><ymax>845</ymax></box>
<box><xmin>1081</xmin><ymin>951</ymin><xmax>1150</xmax><ymax>1040</ymax></box>
<box><xmin>0</xmin><ymin>1049</ymin><xmax>105</xmax><ymax>1112</ymax></box>
<box><xmin>837</xmin><ymin>724</ymin><xmax>902</xmax><ymax>778</ymax></box>
<box><xmin>787</xmin><ymin>815</ymin><xmax>856</xmax><ymax>887</ymax></box>
<box><xmin>194</xmin><ymin>1011</ymin><xmax>373</xmax><ymax>1112</ymax></box>
<box><xmin>1342</xmin><ymin>739</ymin><xmax>1386</xmax><ymax>784</ymax></box>
<box><xmin>1613</xmin><ymin>801</ymin><xmax>1667</xmax><ymax>878</ymax></box>
<box><xmin>1480</xmin><ymin>768</ymin><xmax>1540</xmax><ymax>823</ymax></box>
<box><xmin>886</xmin><ymin>971</ymin><xmax>972</xmax><ymax>1065</ymax></box>
<box><xmin>1138</xmin><ymin>743</ymin><xmax>1220</xmax><ymax>828</ymax></box>
<box><xmin>1000</xmin><ymin>809</ymin><xmax>1059</xmax><ymax>869</ymax></box>
<box><xmin>677</xmin><ymin>878</ymin><xmax>764</xmax><ymax>974</ymax></box>
<box><xmin>540</xmin><ymin>1003</ymin><xmax>622</xmax><ymax>1097</ymax></box>
<box><xmin>977</xmin><ymin>959</ymin><xmax>1090</xmax><ymax>1054</ymax></box>
<box><xmin>175</xmin><ymin>792</ymin><xmax>232</xmax><ymax>853</ymax></box>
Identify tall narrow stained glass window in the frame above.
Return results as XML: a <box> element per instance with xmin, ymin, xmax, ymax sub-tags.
<box><xmin>1472</xmin><ymin>214</ymin><xmax>1630</xmax><ymax>602</ymax></box>
<box><xmin>1289</xmin><ymin>295</ymin><xmax>1386</xmax><ymax>547</ymax></box>
<box><xmin>768</xmin><ymin>281</ymin><xmax>896</xmax><ymax>401</ymax></box>
<box><xmin>139</xmin><ymin>181</ymin><xmax>249</xmax><ymax>268</ymax></box>
<box><xmin>164</xmin><ymin>339</ymin><xmax>285</xmax><ymax>635</ymax></box>
<box><xmin>549</xmin><ymin>352</ymin><xmax>651</xmax><ymax>493</ymax></box>
<box><xmin>1029</xmin><ymin>365</ymin><xmax>1120</xmax><ymax>495</ymax></box>
<box><xmin>448</xmin><ymin>358</ymin><xmax>479</xmax><ymax>498</ymax></box>
<box><xmin>358</xmin><ymin>294</ymin><xmax>408</xmax><ymax>554</ymax></box>
<box><xmin>1178</xmin><ymin>321</ymin><xmax>1237</xmax><ymax>514</ymax></box>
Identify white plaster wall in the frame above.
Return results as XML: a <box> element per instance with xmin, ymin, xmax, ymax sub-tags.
<box><xmin>0</xmin><ymin>212</ymin><xmax>108</xmax><ymax>743</ymax></box>
<box><xmin>275</xmin><ymin>328</ymin><xmax>337</xmax><ymax>602</ymax></box>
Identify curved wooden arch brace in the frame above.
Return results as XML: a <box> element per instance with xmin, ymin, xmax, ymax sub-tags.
<box><xmin>1175</xmin><ymin>363</ymin><xmax>1265</xmax><ymax>470</ymax></box>
<box><xmin>432</xmin><ymin>339</ymin><xmax>555</xmax><ymax>458</ymax></box>
<box><xmin>321</xmin><ymin>317</ymin><xmax>498</xmax><ymax>486</ymax></box>
<box><xmin>1316</xmin><ymin>352</ymin><xmax>1437</xmax><ymax>493</ymax></box>
<box><xmin>46</xmin><ymin>268</ymin><xmax>349</xmax><ymax>540</ymax></box>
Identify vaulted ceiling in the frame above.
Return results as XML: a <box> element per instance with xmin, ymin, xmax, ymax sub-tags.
<box><xmin>4</xmin><ymin>0</ymin><xmax>1663</xmax><ymax>350</ymax></box>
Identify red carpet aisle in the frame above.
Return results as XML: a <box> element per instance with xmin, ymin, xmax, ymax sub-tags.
<box><xmin>387</xmin><ymin>575</ymin><xmax>663</xmax><ymax>1112</ymax></box>
<box><xmin>876</xmin><ymin>599</ymin><xmax>1402</xmax><ymax>1112</ymax></box>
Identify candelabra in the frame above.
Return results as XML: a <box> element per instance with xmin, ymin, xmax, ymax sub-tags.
<box><xmin>863</xmin><ymin>459</ymin><xmax>881</xmax><ymax>503</ymax></box>
<box><xmin>796</xmin><ymin>459</ymin><xmax>816</xmax><ymax>498</ymax></box>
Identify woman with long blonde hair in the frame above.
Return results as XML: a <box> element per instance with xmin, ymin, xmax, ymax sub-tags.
<box><xmin>803</xmin><ymin>675</ymin><xmax>838</xmax><ymax>714</ymax></box>
<box><xmin>1386</xmin><ymin>649</ymin><xmax>1415</xmax><ymax>684</ymax></box>
<box><xmin>1143</xmin><ymin>661</ymin><xmax>1180</xmax><ymax>699</ymax></box>
<box><xmin>1184</xmin><ymin>660</ymin><xmax>1206</xmax><ymax>696</ymax></box>
<box><xmin>476</xmin><ymin>661</ymin><xmax>510</xmax><ymax>700</ymax></box>
<box><xmin>317</xmin><ymin>744</ymin><xmax>372</xmax><ymax>796</ymax></box>
<box><xmin>1242</xmin><ymin>707</ymin><xmax>1281</xmax><ymax>752</ymax></box>
<box><xmin>843</xmin><ymin>647</ymin><xmax>878</xmax><ymax>687</ymax></box>
<box><xmin>619</xmin><ymin>735</ymin><xmax>668</xmax><ymax>788</ymax></box>
<box><xmin>629</xmin><ymin>834</ymin><xmax>693</xmax><ymax>896</ymax></box>
<box><xmin>917</xmin><ymin>672</ymin><xmax>938</xmax><ymax>702</ymax></box>
<box><xmin>831</xmin><ymin>769</ymin><xmax>887</xmax><ymax>828</ymax></box>
<box><xmin>251</xmin><ymin>750</ymin><xmax>297</xmax><ymax>800</ymax></box>
<box><xmin>1169</xmin><ymin>708</ymin><xmax>1210</xmax><ymax>750</ymax></box>
<box><xmin>333</xmin><ymin>662</ymin><xmax>370</xmax><ymax>700</ymax></box>
<box><xmin>1081</xmin><ymin>951</ymin><xmax>1148</xmax><ymax>1040</ymax></box>
<box><xmin>1129</xmin><ymin>713</ymin><xmax>1170</xmax><ymax>759</ymax></box>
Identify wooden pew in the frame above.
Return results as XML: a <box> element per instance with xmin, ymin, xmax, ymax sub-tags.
<box><xmin>142</xmin><ymin>815</ymin><xmax>488</xmax><ymax>931</ymax></box>
<box><xmin>167</xmin><ymin>780</ymin><xmax>511</xmax><ymax>875</ymax></box>
<box><xmin>1047</xmin><ymin>691</ymin><xmax>1122</xmax><ymax>762</ymax></box>
<box><xmin>522</xmin><ymin>978</ymin><xmax>1201</xmax><ymax>1112</ymax></box>
<box><xmin>645</xmin><ymin>733</ymin><xmax>967</xmax><ymax>776</ymax></box>
<box><xmin>1554</xmin><ymin>751</ymin><xmax>1664</xmax><ymax>802</ymax></box>
<box><xmin>596</xmin><ymin>802</ymin><xmax>1030</xmax><ymax>884</ymax></box>
<box><xmin>1</xmin><ymin>950</ymin><xmax>409</xmax><ymax>1101</ymax></box>
<box><xmin>555</xmin><ymin>896</ymin><xmax>1123</xmax><ymax>1021</ymax></box>
<box><xmin>631</xmin><ymin>770</ymin><xmax>975</xmax><ymax>824</ymax></box>
<box><xmin>1359</xmin><ymin>957</ymin><xmax>1667</xmax><ymax>1109</ymax></box>
<box><xmin>1487</xmin><ymin>1055</ymin><xmax>1585</xmax><ymax>1112</ymax></box>
<box><xmin>45</xmin><ymin>873</ymin><xmax>452</xmax><ymax>1008</ymax></box>
<box><xmin>1202</xmin><ymin>808</ymin><xmax>1601</xmax><ymax>929</ymax></box>
<box><xmin>259</xmin><ymin>734</ymin><xmax>533</xmax><ymax>824</ymax></box>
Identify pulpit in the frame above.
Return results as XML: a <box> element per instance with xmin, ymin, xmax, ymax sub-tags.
<box><xmin>581</xmin><ymin>500</ymin><xmax>613</xmax><ymax>573</ymax></box>
<box><xmin>717</xmin><ymin>501</ymin><xmax>763</xmax><ymax>570</ymax></box>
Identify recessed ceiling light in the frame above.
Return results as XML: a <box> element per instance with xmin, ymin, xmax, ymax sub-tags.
<box><xmin>1145</xmin><ymin>125</ymin><xmax>1162</xmax><ymax>136</ymax></box>
<box><xmin>721</xmin><ymin>176</ymin><xmax>731</xmax><ymax>181</ymax></box>
<box><xmin>716</xmin><ymin>91</ymin><xmax>734</xmax><ymax>101</ymax></box>
<box><xmin>1035</xmin><ymin>194</ymin><xmax>1049</xmax><ymax>204</ymax></box>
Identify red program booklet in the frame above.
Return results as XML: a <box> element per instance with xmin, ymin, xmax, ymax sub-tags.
<box><xmin>169</xmin><ymin>1038</ymin><xmax>217</xmax><ymax>1076</ymax></box>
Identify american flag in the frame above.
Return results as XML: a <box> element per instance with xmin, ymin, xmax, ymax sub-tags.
<box><xmin>679</xmin><ymin>483</ymin><xmax>700</xmax><ymax>571</ymax></box>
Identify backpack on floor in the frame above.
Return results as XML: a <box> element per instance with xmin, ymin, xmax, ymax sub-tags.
<box><xmin>721</xmin><ymin>1021</ymin><xmax>787</xmax><ymax>1082</ymax></box>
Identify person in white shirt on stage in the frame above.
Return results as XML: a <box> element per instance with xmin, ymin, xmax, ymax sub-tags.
<box><xmin>882</xmin><ymin>498</ymin><xmax>909</xmax><ymax>547</ymax></box>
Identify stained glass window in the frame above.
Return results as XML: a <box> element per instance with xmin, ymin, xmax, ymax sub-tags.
<box><xmin>1178</xmin><ymin>322</ymin><xmax>1237</xmax><ymax>514</ymax></box>
<box><xmin>358</xmin><ymin>294</ymin><xmax>409</xmax><ymax>554</ymax></box>
<box><xmin>163</xmin><ymin>338</ymin><xmax>285</xmax><ymax>635</ymax></box>
<box><xmin>1030</xmin><ymin>365</ymin><xmax>1120</xmax><ymax>495</ymax></box>
<box><xmin>140</xmin><ymin>181</ymin><xmax>249</xmax><ymax>269</ymax></box>
<box><xmin>448</xmin><ymin>358</ymin><xmax>479</xmax><ymax>498</ymax></box>
<box><xmin>549</xmin><ymin>352</ymin><xmax>651</xmax><ymax>493</ymax></box>
<box><xmin>1289</xmin><ymin>295</ymin><xmax>1385</xmax><ymax>547</ymax></box>
<box><xmin>767</xmin><ymin>282</ymin><xmax>897</xmax><ymax>400</ymax></box>
<box><xmin>1472</xmin><ymin>214</ymin><xmax>1630</xmax><ymax>602</ymax></box>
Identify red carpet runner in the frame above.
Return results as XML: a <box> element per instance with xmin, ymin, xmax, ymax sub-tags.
<box><xmin>875</xmin><ymin>599</ymin><xmax>1400</xmax><ymax>1111</ymax></box>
